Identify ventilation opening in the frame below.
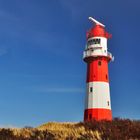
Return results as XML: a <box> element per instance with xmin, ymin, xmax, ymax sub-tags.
<box><xmin>90</xmin><ymin>87</ymin><xmax>93</xmax><ymax>93</ymax></box>
<box><xmin>98</xmin><ymin>61</ymin><xmax>101</xmax><ymax>66</ymax></box>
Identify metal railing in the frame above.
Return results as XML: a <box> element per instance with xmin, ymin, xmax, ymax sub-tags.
<box><xmin>83</xmin><ymin>50</ymin><xmax>114</xmax><ymax>61</ymax></box>
<box><xmin>107</xmin><ymin>52</ymin><xmax>112</xmax><ymax>59</ymax></box>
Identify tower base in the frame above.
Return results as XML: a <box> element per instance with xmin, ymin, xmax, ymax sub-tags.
<box><xmin>84</xmin><ymin>108</ymin><xmax>112</xmax><ymax>121</ymax></box>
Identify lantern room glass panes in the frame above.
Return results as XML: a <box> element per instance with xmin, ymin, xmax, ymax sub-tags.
<box><xmin>87</xmin><ymin>38</ymin><xmax>101</xmax><ymax>46</ymax></box>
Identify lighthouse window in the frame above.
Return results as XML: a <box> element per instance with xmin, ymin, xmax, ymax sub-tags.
<box><xmin>98</xmin><ymin>61</ymin><xmax>101</xmax><ymax>66</ymax></box>
<box><xmin>107</xmin><ymin>101</ymin><xmax>110</xmax><ymax>106</ymax></box>
<box><xmin>106</xmin><ymin>74</ymin><xmax>108</xmax><ymax>80</ymax></box>
<box><xmin>88</xmin><ymin>38</ymin><xmax>101</xmax><ymax>46</ymax></box>
<box><xmin>90</xmin><ymin>87</ymin><xmax>93</xmax><ymax>93</ymax></box>
<box><xmin>94</xmin><ymin>38</ymin><xmax>101</xmax><ymax>44</ymax></box>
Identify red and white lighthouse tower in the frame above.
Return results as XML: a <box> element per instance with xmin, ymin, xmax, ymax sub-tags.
<box><xmin>83</xmin><ymin>17</ymin><xmax>113</xmax><ymax>121</ymax></box>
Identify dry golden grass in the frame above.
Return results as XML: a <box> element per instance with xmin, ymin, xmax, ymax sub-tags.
<box><xmin>0</xmin><ymin>122</ymin><xmax>101</xmax><ymax>140</ymax></box>
<box><xmin>0</xmin><ymin>118</ymin><xmax>140</xmax><ymax>140</ymax></box>
<box><xmin>38</xmin><ymin>122</ymin><xmax>101</xmax><ymax>140</ymax></box>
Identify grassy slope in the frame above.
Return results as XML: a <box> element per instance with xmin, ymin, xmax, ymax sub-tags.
<box><xmin>0</xmin><ymin>118</ymin><xmax>140</xmax><ymax>140</ymax></box>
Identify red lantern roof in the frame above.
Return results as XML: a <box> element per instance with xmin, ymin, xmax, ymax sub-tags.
<box><xmin>86</xmin><ymin>25</ymin><xmax>112</xmax><ymax>39</ymax></box>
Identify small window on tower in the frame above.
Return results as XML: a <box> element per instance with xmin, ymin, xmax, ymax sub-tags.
<box><xmin>98</xmin><ymin>61</ymin><xmax>101</xmax><ymax>66</ymax></box>
<box><xmin>106</xmin><ymin>74</ymin><xmax>108</xmax><ymax>80</ymax></box>
<box><xmin>90</xmin><ymin>87</ymin><xmax>93</xmax><ymax>93</ymax></box>
<box><xmin>107</xmin><ymin>101</ymin><xmax>110</xmax><ymax>106</ymax></box>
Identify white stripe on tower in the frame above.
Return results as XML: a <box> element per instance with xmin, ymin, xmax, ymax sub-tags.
<box><xmin>85</xmin><ymin>82</ymin><xmax>111</xmax><ymax>109</ymax></box>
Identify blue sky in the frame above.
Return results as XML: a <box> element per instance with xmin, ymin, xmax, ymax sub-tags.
<box><xmin>0</xmin><ymin>0</ymin><xmax>140</xmax><ymax>127</ymax></box>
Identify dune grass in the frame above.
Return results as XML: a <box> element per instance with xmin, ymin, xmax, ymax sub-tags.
<box><xmin>0</xmin><ymin>118</ymin><xmax>140</xmax><ymax>140</ymax></box>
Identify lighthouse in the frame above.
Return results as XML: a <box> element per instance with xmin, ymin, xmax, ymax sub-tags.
<box><xmin>83</xmin><ymin>17</ymin><xmax>113</xmax><ymax>121</ymax></box>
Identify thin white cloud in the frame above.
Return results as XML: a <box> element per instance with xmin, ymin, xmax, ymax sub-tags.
<box><xmin>36</xmin><ymin>87</ymin><xmax>84</xmax><ymax>93</ymax></box>
<box><xmin>0</xmin><ymin>124</ymin><xmax>19</xmax><ymax>128</ymax></box>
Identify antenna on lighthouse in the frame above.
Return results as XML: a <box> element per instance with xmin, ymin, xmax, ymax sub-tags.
<box><xmin>89</xmin><ymin>17</ymin><xmax>105</xmax><ymax>27</ymax></box>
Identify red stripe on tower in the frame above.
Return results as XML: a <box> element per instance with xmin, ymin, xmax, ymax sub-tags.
<box><xmin>83</xmin><ymin>17</ymin><xmax>114</xmax><ymax>121</ymax></box>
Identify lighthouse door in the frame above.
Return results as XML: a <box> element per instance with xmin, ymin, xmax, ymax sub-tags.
<box><xmin>89</xmin><ymin>114</ymin><xmax>92</xmax><ymax>120</ymax></box>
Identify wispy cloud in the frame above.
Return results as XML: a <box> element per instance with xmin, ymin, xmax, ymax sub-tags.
<box><xmin>0</xmin><ymin>124</ymin><xmax>19</xmax><ymax>128</ymax></box>
<box><xmin>35</xmin><ymin>87</ymin><xmax>84</xmax><ymax>94</ymax></box>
